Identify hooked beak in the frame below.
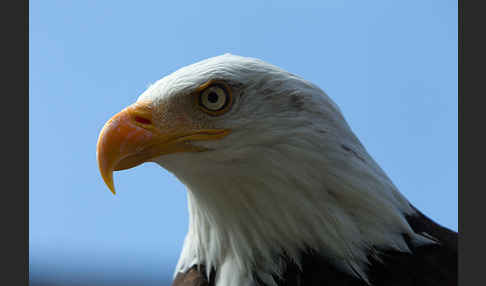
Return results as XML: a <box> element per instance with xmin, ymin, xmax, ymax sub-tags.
<box><xmin>96</xmin><ymin>101</ymin><xmax>230</xmax><ymax>194</ymax></box>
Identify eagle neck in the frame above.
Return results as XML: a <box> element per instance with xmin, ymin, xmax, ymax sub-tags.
<box><xmin>172</xmin><ymin>140</ymin><xmax>430</xmax><ymax>286</ymax></box>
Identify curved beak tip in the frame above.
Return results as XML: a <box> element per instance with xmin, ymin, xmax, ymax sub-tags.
<box><xmin>97</xmin><ymin>152</ymin><xmax>117</xmax><ymax>195</ymax></box>
<box><xmin>97</xmin><ymin>123</ymin><xmax>119</xmax><ymax>196</ymax></box>
<box><xmin>96</xmin><ymin>104</ymin><xmax>153</xmax><ymax>196</ymax></box>
<box><xmin>105</xmin><ymin>175</ymin><xmax>117</xmax><ymax>195</ymax></box>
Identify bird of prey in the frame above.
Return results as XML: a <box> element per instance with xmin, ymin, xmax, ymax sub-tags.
<box><xmin>96</xmin><ymin>54</ymin><xmax>457</xmax><ymax>286</ymax></box>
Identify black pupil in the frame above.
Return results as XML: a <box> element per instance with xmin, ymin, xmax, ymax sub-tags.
<box><xmin>207</xmin><ymin>92</ymin><xmax>219</xmax><ymax>103</ymax></box>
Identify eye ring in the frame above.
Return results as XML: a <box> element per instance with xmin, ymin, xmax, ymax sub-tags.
<box><xmin>196</xmin><ymin>81</ymin><xmax>232</xmax><ymax>116</ymax></box>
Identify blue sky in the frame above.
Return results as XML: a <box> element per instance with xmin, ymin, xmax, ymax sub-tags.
<box><xmin>30</xmin><ymin>0</ymin><xmax>457</xmax><ymax>284</ymax></box>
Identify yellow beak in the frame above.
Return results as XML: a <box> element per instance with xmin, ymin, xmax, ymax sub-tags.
<box><xmin>96</xmin><ymin>101</ymin><xmax>230</xmax><ymax>195</ymax></box>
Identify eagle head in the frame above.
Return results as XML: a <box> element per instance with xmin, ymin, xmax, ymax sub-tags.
<box><xmin>97</xmin><ymin>54</ymin><xmax>433</xmax><ymax>286</ymax></box>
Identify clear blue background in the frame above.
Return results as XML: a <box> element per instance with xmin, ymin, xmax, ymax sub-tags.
<box><xmin>30</xmin><ymin>1</ymin><xmax>457</xmax><ymax>285</ymax></box>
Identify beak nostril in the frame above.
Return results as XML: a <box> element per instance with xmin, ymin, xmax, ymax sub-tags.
<box><xmin>134</xmin><ymin>116</ymin><xmax>152</xmax><ymax>125</ymax></box>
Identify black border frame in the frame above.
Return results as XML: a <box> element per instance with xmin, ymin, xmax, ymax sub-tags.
<box><xmin>4</xmin><ymin>0</ymin><xmax>28</xmax><ymax>285</ymax></box>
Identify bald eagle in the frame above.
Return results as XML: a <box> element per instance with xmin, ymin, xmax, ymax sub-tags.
<box><xmin>97</xmin><ymin>54</ymin><xmax>457</xmax><ymax>286</ymax></box>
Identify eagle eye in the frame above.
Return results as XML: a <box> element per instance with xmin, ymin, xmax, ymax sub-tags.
<box><xmin>197</xmin><ymin>83</ymin><xmax>232</xmax><ymax>115</ymax></box>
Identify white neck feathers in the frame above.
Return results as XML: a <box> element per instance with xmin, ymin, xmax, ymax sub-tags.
<box><xmin>168</xmin><ymin>130</ymin><xmax>430</xmax><ymax>286</ymax></box>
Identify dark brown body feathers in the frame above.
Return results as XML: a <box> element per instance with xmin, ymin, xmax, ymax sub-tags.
<box><xmin>172</xmin><ymin>205</ymin><xmax>457</xmax><ymax>286</ymax></box>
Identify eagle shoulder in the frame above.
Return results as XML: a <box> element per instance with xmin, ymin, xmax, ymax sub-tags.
<box><xmin>172</xmin><ymin>265</ymin><xmax>214</xmax><ymax>286</ymax></box>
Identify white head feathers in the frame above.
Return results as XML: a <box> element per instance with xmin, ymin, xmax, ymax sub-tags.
<box><xmin>139</xmin><ymin>54</ymin><xmax>432</xmax><ymax>286</ymax></box>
